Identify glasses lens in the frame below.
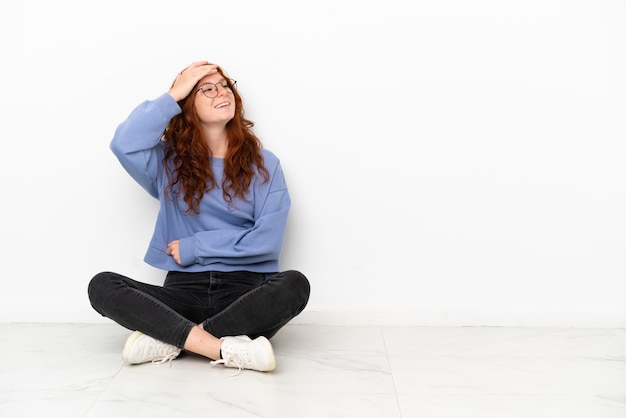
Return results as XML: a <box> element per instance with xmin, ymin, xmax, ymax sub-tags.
<box><xmin>202</xmin><ymin>84</ymin><xmax>217</xmax><ymax>98</ymax></box>
<box><xmin>200</xmin><ymin>79</ymin><xmax>236</xmax><ymax>98</ymax></box>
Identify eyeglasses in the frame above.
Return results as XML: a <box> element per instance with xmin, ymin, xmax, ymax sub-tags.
<box><xmin>195</xmin><ymin>78</ymin><xmax>237</xmax><ymax>98</ymax></box>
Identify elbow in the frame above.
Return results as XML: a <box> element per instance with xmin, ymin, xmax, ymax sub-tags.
<box><xmin>109</xmin><ymin>137</ymin><xmax>123</xmax><ymax>157</ymax></box>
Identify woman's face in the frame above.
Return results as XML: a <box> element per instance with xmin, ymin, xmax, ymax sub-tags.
<box><xmin>193</xmin><ymin>71</ymin><xmax>236</xmax><ymax>127</ymax></box>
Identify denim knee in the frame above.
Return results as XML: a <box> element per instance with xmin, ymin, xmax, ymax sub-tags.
<box><xmin>87</xmin><ymin>271</ymin><xmax>116</xmax><ymax>313</ymax></box>
<box><xmin>283</xmin><ymin>270</ymin><xmax>311</xmax><ymax>313</ymax></box>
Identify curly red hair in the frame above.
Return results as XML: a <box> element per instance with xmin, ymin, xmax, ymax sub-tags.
<box><xmin>163</xmin><ymin>66</ymin><xmax>269</xmax><ymax>214</ymax></box>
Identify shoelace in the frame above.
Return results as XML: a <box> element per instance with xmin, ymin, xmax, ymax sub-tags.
<box><xmin>210</xmin><ymin>357</ymin><xmax>244</xmax><ymax>377</ymax></box>
<box><xmin>151</xmin><ymin>351</ymin><xmax>179</xmax><ymax>366</ymax></box>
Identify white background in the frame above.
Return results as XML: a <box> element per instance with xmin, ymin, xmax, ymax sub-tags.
<box><xmin>0</xmin><ymin>0</ymin><xmax>624</xmax><ymax>326</ymax></box>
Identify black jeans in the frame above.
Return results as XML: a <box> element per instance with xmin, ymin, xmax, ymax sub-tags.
<box><xmin>88</xmin><ymin>270</ymin><xmax>310</xmax><ymax>348</ymax></box>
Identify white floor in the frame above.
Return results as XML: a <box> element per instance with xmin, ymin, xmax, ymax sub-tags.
<box><xmin>1</xmin><ymin>323</ymin><xmax>626</xmax><ymax>417</ymax></box>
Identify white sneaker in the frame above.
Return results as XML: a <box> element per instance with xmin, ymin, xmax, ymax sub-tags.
<box><xmin>211</xmin><ymin>336</ymin><xmax>276</xmax><ymax>373</ymax></box>
<box><xmin>122</xmin><ymin>331</ymin><xmax>182</xmax><ymax>365</ymax></box>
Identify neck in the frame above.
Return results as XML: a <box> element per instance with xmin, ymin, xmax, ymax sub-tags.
<box><xmin>203</xmin><ymin>127</ymin><xmax>228</xmax><ymax>159</ymax></box>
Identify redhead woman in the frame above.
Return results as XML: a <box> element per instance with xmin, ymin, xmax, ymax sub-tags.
<box><xmin>88</xmin><ymin>61</ymin><xmax>310</xmax><ymax>373</ymax></box>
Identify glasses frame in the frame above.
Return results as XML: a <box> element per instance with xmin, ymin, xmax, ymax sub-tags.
<box><xmin>195</xmin><ymin>78</ymin><xmax>237</xmax><ymax>98</ymax></box>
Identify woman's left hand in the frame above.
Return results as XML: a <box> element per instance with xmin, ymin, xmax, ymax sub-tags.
<box><xmin>166</xmin><ymin>240</ymin><xmax>181</xmax><ymax>265</ymax></box>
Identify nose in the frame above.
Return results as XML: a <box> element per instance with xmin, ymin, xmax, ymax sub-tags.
<box><xmin>216</xmin><ymin>83</ymin><xmax>229</xmax><ymax>96</ymax></box>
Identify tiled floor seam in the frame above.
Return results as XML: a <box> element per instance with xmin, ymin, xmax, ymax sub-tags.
<box><xmin>381</xmin><ymin>326</ymin><xmax>405</xmax><ymax>418</ymax></box>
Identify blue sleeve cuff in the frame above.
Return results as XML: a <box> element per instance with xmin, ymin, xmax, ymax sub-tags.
<box><xmin>178</xmin><ymin>236</ymin><xmax>196</xmax><ymax>266</ymax></box>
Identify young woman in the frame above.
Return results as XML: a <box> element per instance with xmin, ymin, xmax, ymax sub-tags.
<box><xmin>88</xmin><ymin>61</ymin><xmax>310</xmax><ymax>373</ymax></box>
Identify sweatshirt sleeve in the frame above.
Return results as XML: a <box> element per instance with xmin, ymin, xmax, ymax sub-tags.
<box><xmin>177</xmin><ymin>160</ymin><xmax>291</xmax><ymax>267</ymax></box>
<box><xmin>109</xmin><ymin>93</ymin><xmax>181</xmax><ymax>198</ymax></box>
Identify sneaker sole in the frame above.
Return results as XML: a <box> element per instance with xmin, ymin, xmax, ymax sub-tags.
<box><xmin>256</xmin><ymin>336</ymin><xmax>276</xmax><ymax>372</ymax></box>
<box><xmin>121</xmin><ymin>330</ymin><xmax>143</xmax><ymax>363</ymax></box>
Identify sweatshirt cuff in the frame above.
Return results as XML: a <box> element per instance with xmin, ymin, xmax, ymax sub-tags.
<box><xmin>178</xmin><ymin>236</ymin><xmax>196</xmax><ymax>267</ymax></box>
<box><xmin>154</xmin><ymin>93</ymin><xmax>182</xmax><ymax>117</ymax></box>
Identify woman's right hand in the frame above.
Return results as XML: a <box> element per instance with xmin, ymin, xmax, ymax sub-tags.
<box><xmin>168</xmin><ymin>61</ymin><xmax>219</xmax><ymax>102</ymax></box>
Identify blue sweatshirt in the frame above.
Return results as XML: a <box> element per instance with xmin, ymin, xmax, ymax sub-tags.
<box><xmin>110</xmin><ymin>93</ymin><xmax>290</xmax><ymax>273</ymax></box>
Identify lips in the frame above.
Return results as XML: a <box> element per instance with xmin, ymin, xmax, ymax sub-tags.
<box><xmin>215</xmin><ymin>102</ymin><xmax>230</xmax><ymax>109</ymax></box>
